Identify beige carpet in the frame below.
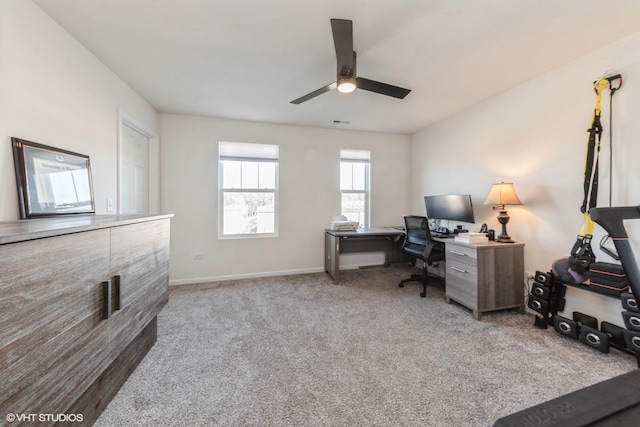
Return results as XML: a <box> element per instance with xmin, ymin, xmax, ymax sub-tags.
<box><xmin>94</xmin><ymin>266</ymin><xmax>635</xmax><ymax>426</ymax></box>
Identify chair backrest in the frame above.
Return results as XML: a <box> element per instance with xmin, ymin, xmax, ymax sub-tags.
<box><xmin>403</xmin><ymin>215</ymin><xmax>430</xmax><ymax>246</ymax></box>
<box><xmin>402</xmin><ymin>215</ymin><xmax>444</xmax><ymax>263</ymax></box>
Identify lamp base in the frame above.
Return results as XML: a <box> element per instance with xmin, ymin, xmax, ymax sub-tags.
<box><xmin>496</xmin><ymin>210</ymin><xmax>515</xmax><ymax>243</ymax></box>
<box><xmin>495</xmin><ymin>235</ymin><xmax>515</xmax><ymax>244</ymax></box>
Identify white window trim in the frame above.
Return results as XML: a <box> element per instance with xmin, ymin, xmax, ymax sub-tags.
<box><xmin>340</xmin><ymin>149</ymin><xmax>371</xmax><ymax>228</ymax></box>
<box><xmin>218</xmin><ymin>142</ymin><xmax>279</xmax><ymax>239</ymax></box>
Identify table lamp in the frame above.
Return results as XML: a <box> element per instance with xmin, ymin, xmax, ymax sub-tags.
<box><xmin>483</xmin><ymin>182</ymin><xmax>522</xmax><ymax>243</ymax></box>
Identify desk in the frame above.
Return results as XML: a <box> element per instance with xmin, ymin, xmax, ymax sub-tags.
<box><xmin>325</xmin><ymin>228</ymin><xmax>408</xmax><ymax>284</ymax></box>
<box><xmin>325</xmin><ymin>230</ymin><xmax>525</xmax><ymax>320</ymax></box>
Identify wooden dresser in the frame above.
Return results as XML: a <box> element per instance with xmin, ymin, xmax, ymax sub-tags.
<box><xmin>443</xmin><ymin>239</ymin><xmax>524</xmax><ymax>320</ymax></box>
<box><xmin>0</xmin><ymin>214</ymin><xmax>171</xmax><ymax>426</ymax></box>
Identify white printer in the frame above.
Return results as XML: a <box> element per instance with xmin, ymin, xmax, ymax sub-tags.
<box><xmin>328</xmin><ymin>215</ymin><xmax>359</xmax><ymax>231</ymax></box>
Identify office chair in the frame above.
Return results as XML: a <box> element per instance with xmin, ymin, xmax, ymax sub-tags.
<box><xmin>398</xmin><ymin>215</ymin><xmax>445</xmax><ymax>297</ymax></box>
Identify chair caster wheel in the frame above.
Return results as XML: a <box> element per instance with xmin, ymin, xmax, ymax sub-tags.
<box><xmin>399</xmin><ymin>283</ymin><xmax>404</xmax><ymax>288</ymax></box>
<box><xmin>420</xmin><ymin>292</ymin><xmax>426</xmax><ymax>297</ymax></box>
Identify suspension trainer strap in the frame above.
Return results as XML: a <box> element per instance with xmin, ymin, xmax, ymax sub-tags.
<box><xmin>569</xmin><ymin>75</ymin><xmax>623</xmax><ymax>276</ymax></box>
<box><xmin>607</xmin><ymin>75</ymin><xmax>623</xmax><ymax>206</ymax></box>
<box><xmin>579</xmin><ymin>78</ymin><xmax>608</xmax><ymax>237</ymax></box>
<box><xmin>569</xmin><ymin>78</ymin><xmax>608</xmax><ymax>275</ymax></box>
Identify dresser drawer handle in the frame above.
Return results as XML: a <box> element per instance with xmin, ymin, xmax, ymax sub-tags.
<box><xmin>450</xmin><ymin>251</ymin><xmax>467</xmax><ymax>256</ymax></box>
<box><xmin>102</xmin><ymin>280</ymin><xmax>111</xmax><ymax>320</ymax></box>
<box><xmin>113</xmin><ymin>275</ymin><xmax>122</xmax><ymax>311</ymax></box>
<box><xmin>451</xmin><ymin>266</ymin><xmax>467</xmax><ymax>273</ymax></box>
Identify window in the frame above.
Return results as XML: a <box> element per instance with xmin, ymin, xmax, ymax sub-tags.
<box><xmin>340</xmin><ymin>149</ymin><xmax>370</xmax><ymax>228</ymax></box>
<box><xmin>219</xmin><ymin>141</ymin><xmax>278</xmax><ymax>238</ymax></box>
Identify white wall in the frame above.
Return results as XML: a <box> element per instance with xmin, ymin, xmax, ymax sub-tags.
<box><xmin>160</xmin><ymin>114</ymin><xmax>411</xmax><ymax>284</ymax></box>
<box><xmin>0</xmin><ymin>0</ymin><xmax>157</xmax><ymax>220</ymax></box>
<box><xmin>411</xmin><ymin>33</ymin><xmax>640</xmax><ymax>326</ymax></box>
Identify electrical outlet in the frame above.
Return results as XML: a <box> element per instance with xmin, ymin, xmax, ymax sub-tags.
<box><xmin>525</xmin><ymin>271</ymin><xmax>535</xmax><ymax>280</ymax></box>
<box><xmin>193</xmin><ymin>253</ymin><xmax>204</xmax><ymax>260</ymax></box>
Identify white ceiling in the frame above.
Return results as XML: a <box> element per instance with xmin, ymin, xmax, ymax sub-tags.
<box><xmin>33</xmin><ymin>0</ymin><xmax>640</xmax><ymax>135</ymax></box>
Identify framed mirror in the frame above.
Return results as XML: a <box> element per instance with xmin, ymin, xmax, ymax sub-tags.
<box><xmin>11</xmin><ymin>137</ymin><xmax>96</xmax><ymax>218</ymax></box>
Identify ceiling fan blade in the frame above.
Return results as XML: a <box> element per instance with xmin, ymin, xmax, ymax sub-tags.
<box><xmin>356</xmin><ymin>77</ymin><xmax>411</xmax><ymax>99</ymax></box>
<box><xmin>290</xmin><ymin>82</ymin><xmax>337</xmax><ymax>104</ymax></box>
<box><xmin>331</xmin><ymin>19</ymin><xmax>354</xmax><ymax>76</ymax></box>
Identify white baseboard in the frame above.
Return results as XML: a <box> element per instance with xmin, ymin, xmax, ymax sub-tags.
<box><xmin>169</xmin><ymin>266</ymin><xmax>326</xmax><ymax>287</ymax></box>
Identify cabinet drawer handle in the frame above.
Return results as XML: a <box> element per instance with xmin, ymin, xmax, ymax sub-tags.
<box><xmin>102</xmin><ymin>280</ymin><xmax>111</xmax><ymax>320</ymax></box>
<box><xmin>113</xmin><ymin>275</ymin><xmax>122</xmax><ymax>311</ymax></box>
<box><xmin>451</xmin><ymin>266</ymin><xmax>467</xmax><ymax>273</ymax></box>
<box><xmin>450</xmin><ymin>251</ymin><xmax>467</xmax><ymax>256</ymax></box>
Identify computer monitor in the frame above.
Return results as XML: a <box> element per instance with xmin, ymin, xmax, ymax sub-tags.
<box><xmin>424</xmin><ymin>194</ymin><xmax>475</xmax><ymax>223</ymax></box>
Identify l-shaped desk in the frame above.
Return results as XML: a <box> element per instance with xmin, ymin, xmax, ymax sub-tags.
<box><xmin>324</xmin><ymin>227</ymin><xmax>525</xmax><ymax>320</ymax></box>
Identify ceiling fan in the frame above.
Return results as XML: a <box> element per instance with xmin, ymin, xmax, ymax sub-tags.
<box><xmin>290</xmin><ymin>19</ymin><xmax>411</xmax><ymax>104</ymax></box>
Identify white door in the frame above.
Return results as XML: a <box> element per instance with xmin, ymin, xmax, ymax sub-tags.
<box><xmin>121</xmin><ymin>123</ymin><xmax>149</xmax><ymax>214</ymax></box>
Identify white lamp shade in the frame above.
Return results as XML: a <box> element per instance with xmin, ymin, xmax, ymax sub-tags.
<box><xmin>483</xmin><ymin>182</ymin><xmax>522</xmax><ymax>207</ymax></box>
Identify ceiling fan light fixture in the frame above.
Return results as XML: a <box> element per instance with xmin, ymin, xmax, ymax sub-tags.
<box><xmin>337</xmin><ymin>76</ymin><xmax>357</xmax><ymax>94</ymax></box>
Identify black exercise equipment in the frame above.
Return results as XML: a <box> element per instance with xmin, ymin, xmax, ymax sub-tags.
<box><xmin>494</xmin><ymin>205</ymin><xmax>640</xmax><ymax>426</ymax></box>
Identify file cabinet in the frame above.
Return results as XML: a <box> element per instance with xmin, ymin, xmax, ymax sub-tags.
<box><xmin>443</xmin><ymin>239</ymin><xmax>524</xmax><ymax>320</ymax></box>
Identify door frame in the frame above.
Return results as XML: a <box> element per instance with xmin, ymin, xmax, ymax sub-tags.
<box><xmin>117</xmin><ymin>109</ymin><xmax>159</xmax><ymax>214</ymax></box>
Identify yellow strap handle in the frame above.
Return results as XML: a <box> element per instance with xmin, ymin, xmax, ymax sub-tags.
<box><xmin>579</xmin><ymin>212</ymin><xmax>595</xmax><ymax>236</ymax></box>
<box><xmin>593</xmin><ymin>78</ymin><xmax>608</xmax><ymax>115</ymax></box>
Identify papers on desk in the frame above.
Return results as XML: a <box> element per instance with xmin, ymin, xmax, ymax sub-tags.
<box><xmin>454</xmin><ymin>232</ymin><xmax>488</xmax><ymax>244</ymax></box>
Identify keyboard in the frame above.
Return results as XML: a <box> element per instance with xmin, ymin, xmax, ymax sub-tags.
<box><xmin>430</xmin><ymin>231</ymin><xmax>450</xmax><ymax>238</ymax></box>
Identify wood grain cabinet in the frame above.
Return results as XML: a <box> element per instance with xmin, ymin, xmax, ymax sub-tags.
<box><xmin>444</xmin><ymin>240</ymin><xmax>524</xmax><ymax>320</ymax></box>
<box><xmin>0</xmin><ymin>215</ymin><xmax>171</xmax><ymax>426</ymax></box>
